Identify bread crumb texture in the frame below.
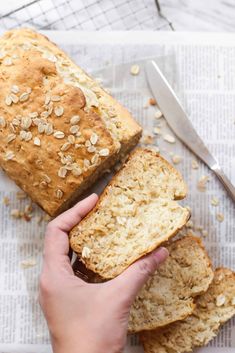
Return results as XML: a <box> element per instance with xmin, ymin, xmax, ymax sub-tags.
<box><xmin>140</xmin><ymin>268</ymin><xmax>235</xmax><ymax>353</ymax></box>
<box><xmin>0</xmin><ymin>29</ymin><xmax>142</xmax><ymax>216</ymax></box>
<box><xmin>70</xmin><ymin>148</ymin><xmax>190</xmax><ymax>279</ymax></box>
<box><xmin>129</xmin><ymin>235</ymin><xmax>214</xmax><ymax>332</ymax></box>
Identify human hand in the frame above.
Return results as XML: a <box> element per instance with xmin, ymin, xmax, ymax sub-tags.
<box><xmin>39</xmin><ymin>194</ymin><xmax>168</xmax><ymax>353</ymax></box>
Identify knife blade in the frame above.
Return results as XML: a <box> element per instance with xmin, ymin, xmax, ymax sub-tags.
<box><xmin>145</xmin><ymin>60</ymin><xmax>235</xmax><ymax>202</ymax></box>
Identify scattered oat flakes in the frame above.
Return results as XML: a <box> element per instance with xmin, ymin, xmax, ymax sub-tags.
<box><xmin>153</xmin><ymin>127</ymin><xmax>161</xmax><ymax>135</ymax></box>
<box><xmin>0</xmin><ymin>116</ymin><xmax>6</xmax><ymax>127</ymax></box>
<box><xmin>90</xmin><ymin>132</ymin><xmax>98</xmax><ymax>145</ymax></box>
<box><xmin>33</xmin><ymin>137</ymin><xmax>41</xmax><ymax>146</ymax></box>
<box><xmin>61</xmin><ymin>142</ymin><xmax>71</xmax><ymax>151</ymax></box>
<box><xmin>44</xmin><ymin>214</ymin><xmax>51</xmax><ymax>222</ymax></box>
<box><xmin>20</xmin><ymin>258</ymin><xmax>37</xmax><ymax>268</ymax></box>
<box><xmin>216</xmin><ymin>213</ymin><xmax>224</xmax><ymax>222</ymax></box>
<box><xmin>72</xmin><ymin>167</ymin><xmax>82</xmax><ymax>177</ymax></box>
<box><xmin>54</xmin><ymin>131</ymin><xmax>65</xmax><ymax>139</ymax></box>
<box><xmin>5</xmin><ymin>151</ymin><xmax>15</xmax><ymax>160</ymax></box>
<box><xmin>10</xmin><ymin>94</ymin><xmax>19</xmax><ymax>103</ymax></box>
<box><xmin>216</xmin><ymin>294</ymin><xmax>226</xmax><ymax>307</ymax></box>
<box><xmin>163</xmin><ymin>134</ymin><xmax>175</xmax><ymax>144</ymax></box>
<box><xmin>16</xmin><ymin>191</ymin><xmax>27</xmax><ymax>200</ymax></box>
<box><xmin>19</xmin><ymin>92</ymin><xmax>29</xmax><ymax>102</ymax></box>
<box><xmin>54</xmin><ymin>106</ymin><xmax>64</xmax><ymax>117</ymax></box>
<box><xmin>82</xmin><ymin>246</ymin><xmax>91</xmax><ymax>258</ymax></box>
<box><xmin>211</xmin><ymin>196</ymin><xmax>219</xmax><ymax>206</ymax></box>
<box><xmin>6</xmin><ymin>133</ymin><xmax>16</xmax><ymax>143</ymax></box>
<box><xmin>70</xmin><ymin>115</ymin><xmax>80</xmax><ymax>125</ymax></box>
<box><xmin>3</xmin><ymin>197</ymin><xmax>10</xmax><ymax>206</ymax></box>
<box><xmin>68</xmin><ymin>135</ymin><xmax>76</xmax><ymax>144</ymax></box>
<box><xmin>130</xmin><ymin>64</ymin><xmax>140</xmax><ymax>75</ymax></box>
<box><xmin>55</xmin><ymin>189</ymin><xmax>64</xmax><ymax>199</ymax></box>
<box><xmin>70</xmin><ymin>125</ymin><xmax>79</xmax><ymax>134</ymax></box>
<box><xmin>197</xmin><ymin>175</ymin><xmax>210</xmax><ymax>192</ymax></box>
<box><xmin>154</xmin><ymin>110</ymin><xmax>163</xmax><ymax>119</ymax></box>
<box><xmin>99</xmin><ymin>148</ymin><xmax>109</xmax><ymax>157</ymax></box>
<box><xmin>51</xmin><ymin>95</ymin><xmax>61</xmax><ymax>102</ymax></box>
<box><xmin>37</xmin><ymin>215</ymin><xmax>43</xmax><ymax>225</ymax></box>
<box><xmin>5</xmin><ymin>95</ymin><xmax>12</xmax><ymax>106</ymax></box>
<box><xmin>171</xmin><ymin>154</ymin><xmax>182</xmax><ymax>165</ymax></box>
<box><xmin>191</xmin><ymin>160</ymin><xmax>199</xmax><ymax>169</ymax></box>
<box><xmin>202</xmin><ymin>230</ymin><xmax>208</xmax><ymax>237</ymax></box>
<box><xmin>10</xmin><ymin>209</ymin><xmax>21</xmax><ymax>218</ymax></box>
<box><xmin>11</xmin><ymin>85</ymin><xmax>19</xmax><ymax>94</ymax></box>
<box><xmin>87</xmin><ymin>145</ymin><xmax>96</xmax><ymax>153</ymax></box>
<box><xmin>149</xmin><ymin>98</ymin><xmax>157</xmax><ymax>106</ymax></box>
<box><xmin>141</xmin><ymin>134</ymin><xmax>154</xmax><ymax>145</ymax></box>
<box><xmin>58</xmin><ymin>167</ymin><xmax>67</xmax><ymax>178</ymax></box>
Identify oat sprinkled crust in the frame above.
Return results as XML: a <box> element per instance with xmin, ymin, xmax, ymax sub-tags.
<box><xmin>0</xmin><ymin>28</ymin><xmax>142</xmax><ymax>216</ymax></box>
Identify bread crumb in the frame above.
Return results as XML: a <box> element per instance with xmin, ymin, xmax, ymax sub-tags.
<box><xmin>130</xmin><ymin>64</ymin><xmax>140</xmax><ymax>75</ymax></box>
<box><xmin>211</xmin><ymin>197</ymin><xmax>219</xmax><ymax>206</ymax></box>
<box><xmin>3</xmin><ymin>196</ymin><xmax>10</xmax><ymax>206</ymax></box>
<box><xmin>153</xmin><ymin>127</ymin><xmax>161</xmax><ymax>135</ymax></box>
<box><xmin>16</xmin><ymin>191</ymin><xmax>27</xmax><ymax>200</ymax></box>
<box><xmin>37</xmin><ymin>215</ymin><xmax>43</xmax><ymax>225</ymax></box>
<box><xmin>154</xmin><ymin>110</ymin><xmax>163</xmax><ymax>119</ymax></box>
<box><xmin>186</xmin><ymin>220</ymin><xmax>194</xmax><ymax>228</ymax></box>
<box><xmin>171</xmin><ymin>154</ymin><xmax>182</xmax><ymax>165</ymax></box>
<box><xmin>141</xmin><ymin>134</ymin><xmax>154</xmax><ymax>145</ymax></box>
<box><xmin>216</xmin><ymin>294</ymin><xmax>226</xmax><ymax>307</ymax></box>
<box><xmin>44</xmin><ymin>214</ymin><xmax>51</xmax><ymax>222</ymax></box>
<box><xmin>82</xmin><ymin>246</ymin><xmax>91</xmax><ymax>259</ymax></box>
<box><xmin>10</xmin><ymin>209</ymin><xmax>21</xmax><ymax>219</ymax></box>
<box><xmin>197</xmin><ymin>175</ymin><xmax>210</xmax><ymax>192</ymax></box>
<box><xmin>149</xmin><ymin>98</ymin><xmax>157</xmax><ymax>106</ymax></box>
<box><xmin>202</xmin><ymin>230</ymin><xmax>208</xmax><ymax>237</ymax></box>
<box><xmin>20</xmin><ymin>258</ymin><xmax>37</xmax><ymax>268</ymax></box>
<box><xmin>216</xmin><ymin>213</ymin><xmax>224</xmax><ymax>222</ymax></box>
<box><xmin>163</xmin><ymin>134</ymin><xmax>175</xmax><ymax>144</ymax></box>
<box><xmin>191</xmin><ymin>160</ymin><xmax>199</xmax><ymax>169</ymax></box>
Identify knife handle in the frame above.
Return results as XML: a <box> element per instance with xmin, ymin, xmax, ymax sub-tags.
<box><xmin>212</xmin><ymin>165</ymin><xmax>235</xmax><ymax>203</ymax></box>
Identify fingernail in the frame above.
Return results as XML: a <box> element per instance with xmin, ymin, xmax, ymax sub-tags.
<box><xmin>153</xmin><ymin>247</ymin><xmax>169</xmax><ymax>264</ymax></box>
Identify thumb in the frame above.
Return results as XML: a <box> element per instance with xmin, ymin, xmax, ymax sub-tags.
<box><xmin>114</xmin><ymin>247</ymin><xmax>169</xmax><ymax>303</ymax></box>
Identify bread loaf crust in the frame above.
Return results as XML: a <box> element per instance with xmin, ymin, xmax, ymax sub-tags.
<box><xmin>0</xmin><ymin>28</ymin><xmax>142</xmax><ymax>216</ymax></box>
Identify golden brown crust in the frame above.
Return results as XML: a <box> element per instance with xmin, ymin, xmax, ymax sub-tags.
<box><xmin>0</xmin><ymin>28</ymin><xmax>142</xmax><ymax>216</ymax></box>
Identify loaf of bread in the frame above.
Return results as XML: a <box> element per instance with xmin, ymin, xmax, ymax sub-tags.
<box><xmin>70</xmin><ymin>148</ymin><xmax>190</xmax><ymax>279</ymax></box>
<box><xmin>129</xmin><ymin>235</ymin><xmax>213</xmax><ymax>333</ymax></box>
<box><xmin>140</xmin><ymin>268</ymin><xmax>235</xmax><ymax>353</ymax></box>
<box><xmin>0</xmin><ymin>28</ymin><xmax>142</xmax><ymax>216</ymax></box>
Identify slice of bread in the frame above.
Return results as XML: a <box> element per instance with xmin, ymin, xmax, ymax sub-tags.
<box><xmin>129</xmin><ymin>235</ymin><xmax>214</xmax><ymax>333</ymax></box>
<box><xmin>140</xmin><ymin>268</ymin><xmax>235</xmax><ymax>353</ymax></box>
<box><xmin>70</xmin><ymin>148</ymin><xmax>190</xmax><ymax>279</ymax></box>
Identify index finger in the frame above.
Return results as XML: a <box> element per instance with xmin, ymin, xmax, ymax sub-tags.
<box><xmin>44</xmin><ymin>193</ymin><xmax>98</xmax><ymax>260</ymax></box>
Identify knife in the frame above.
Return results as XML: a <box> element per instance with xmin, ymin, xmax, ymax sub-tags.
<box><xmin>145</xmin><ymin>60</ymin><xmax>235</xmax><ymax>202</ymax></box>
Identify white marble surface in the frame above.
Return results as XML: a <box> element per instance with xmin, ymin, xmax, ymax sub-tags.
<box><xmin>160</xmin><ymin>0</ymin><xmax>235</xmax><ymax>31</ymax></box>
<box><xmin>0</xmin><ymin>0</ymin><xmax>235</xmax><ymax>31</ymax></box>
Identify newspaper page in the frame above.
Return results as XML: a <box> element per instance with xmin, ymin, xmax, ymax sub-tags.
<box><xmin>0</xmin><ymin>31</ymin><xmax>234</xmax><ymax>353</ymax></box>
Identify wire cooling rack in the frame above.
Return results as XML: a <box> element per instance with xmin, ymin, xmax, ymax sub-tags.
<box><xmin>0</xmin><ymin>0</ymin><xmax>173</xmax><ymax>31</ymax></box>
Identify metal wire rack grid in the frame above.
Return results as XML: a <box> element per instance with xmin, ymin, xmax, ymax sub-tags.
<box><xmin>0</xmin><ymin>0</ymin><xmax>173</xmax><ymax>31</ymax></box>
